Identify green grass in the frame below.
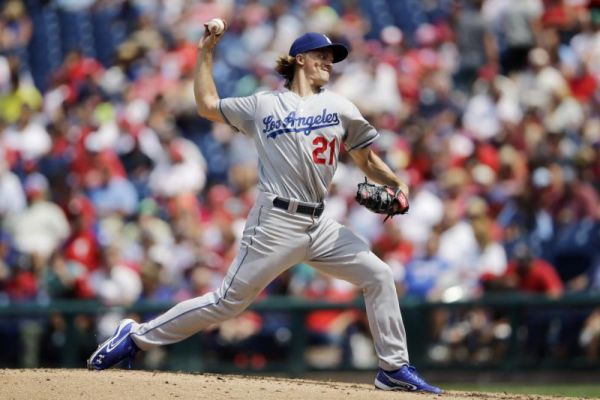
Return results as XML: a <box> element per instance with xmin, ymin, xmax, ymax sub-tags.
<box><xmin>442</xmin><ymin>383</ymin><xmax>600</xmax><ymax>398</ymax></box>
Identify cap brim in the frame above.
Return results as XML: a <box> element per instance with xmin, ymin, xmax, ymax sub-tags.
<box><xmin>314</xmin><ymin>43</ymin><xmax>348</xmax><ymax>63</ymax></box>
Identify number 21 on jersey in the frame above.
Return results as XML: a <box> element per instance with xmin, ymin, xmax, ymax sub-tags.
<box><xmin>312</xmin><ymin>136</ymin><xmax>336</xmax><ymax>165</ymax></box>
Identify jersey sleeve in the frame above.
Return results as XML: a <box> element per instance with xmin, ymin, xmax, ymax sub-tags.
<box><xmin>219</xmin><ymin>95</ymin><xmax>258</xmax><ymax>134</ymax></box>
<box><xmin>342</xmin><ymin>101</ymin><xmax>380</xmax><ymax>151</ymax></box>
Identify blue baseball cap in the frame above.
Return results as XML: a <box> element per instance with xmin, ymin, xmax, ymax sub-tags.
<box><xmin>289</xmin><ymin>32</ymin><xmax>349</xmax><ymax>63</ymax></box>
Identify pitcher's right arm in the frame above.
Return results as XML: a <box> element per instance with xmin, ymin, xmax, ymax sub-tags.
<box><xmin>194</xmin><ymin>24</ymin><xmax>226</xmax><ymax>123</ymax></box>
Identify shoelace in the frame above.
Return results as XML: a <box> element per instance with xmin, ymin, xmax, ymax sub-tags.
<box><xmin>405</xmin><ymin>365</ymin><xmax>426</xmax><ymax>386</ymax></box>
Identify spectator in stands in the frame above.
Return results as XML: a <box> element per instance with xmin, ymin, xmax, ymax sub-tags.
<box><xmin>3</xmin><ymin>173</ymin><xmax>70</xmax><ymax>263</ymax></box>
<box><xmin>39</xmin><ymin>251</ymin><xmax>93</xmax><ymax>300</ymax></box>
<box><xmin>373</xmin><ymin>221</ymin><xmax>414</xmax><ymax>271</ymax></box>
<box><xmin>139</xmin><ymin>259</ymin><xmax>173</xmax><ymax>303</ymax></box>
<box><xmin>52</xmin><ymin>49</ymin><xmax>104</xmax><ymax>102</ymax></box>
<box><xmin>37</xmin><ymin>119</ymin><xmax>75</xmax><ymax>184</ymax></box>
<box><xmin>469</xmin><ymin>197</ymin><xmax>507</xmax><ymax>281</ymax></box>
<box><xmin>396</xmin><ymin>182</ymin><xmax>445</xmax><ymax>250</ymax></box>
<box><xmin>89</xmin><ymin>245</ymin><xmax>142</xmax><ymax>306</ymax></box>
<box><xmin>86</xmin><ymin>160</ymin><xmax>138</xmax><ymax>218</ymax></box>
<box><xmin>494</xmin><ymin>0</ymin><xmax>542</xmax><ymax>75</ymax></box>
<box><xmin>462</xmin><ymin>78</ymin><xmax>503</xmax><ymax>142</ymax></box>
<box><xmin>497</xmin><ymin>165</ymin><xmax>555</xmax><ymax>258</ymax></box>
<box><xmin>519</xmin><ymin>47</ymin><xmax>570</xmax><ymax>111</ymax></box>
<box><xmin>3</xmin><ymin>253</ymin><xmax>38</xmax><ymax>302</ymax></box>
<box><xmin>0</xmin><ymin>0</ymin><xmax>32</xmax><ymax>57</ymax></box>
<box><xmin>3</xmin><ymin>104</ymin><xmax>51</xmax><ymax>162</ymax></box>
<box><xmin>62</xmin><ymin>195</ymin><xmax>100</xmax><ymax>272</ymax></box>
<box><xmin>450</xmin><ymin>0</ymin><xmax>498</xmax><ymax>92</ymax></box>
<box><xmin>0</xmin><ymin>59</ymin><xmax>41</xmax><ymax>123</ymax></box>
<box><xmin>436</xmin><ymin>200</ymin><xmax>480</xmax><ymax>300</ymax></box>
<box><xmin>135</xmin><ymin>198</ymin><xmax>175</xmax><ymax>253</ymax></box>
<box><xmin>488</xmin><ymin>243</ymin><xmax>564</xmax><ymax>297</ymax></box>
<box><xmin>400</xmin><ymin>230</ymin><xmax>450</xmax><ymax>300</ymax></box>
<box><xmin>548</xmin><ymin>165</ymin><xmax>600</xmax><ymax>224</ymax></box>
<box><xmin>147</xmin><ymin>129</ymin><xmax>207</xmax><ymax>204</ymax></box>
<box><xmin>0</xmin><ymin>153</ymin><xmax>25</xmax><ymax>216</ymax></box>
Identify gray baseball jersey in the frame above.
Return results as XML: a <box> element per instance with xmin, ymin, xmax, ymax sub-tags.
<box><xmin>219</xmin><ymin>89</ymin><xmax>379</xmax><ymax>202</ymax></box>
<box><xmin>130</xmin><ymin>89</ymin><xmax>410</xmax><ymax>371</ymax></box>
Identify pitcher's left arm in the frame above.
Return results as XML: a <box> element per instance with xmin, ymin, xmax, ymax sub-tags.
<box><xmin>349</xmin><ymin>147</ymin><xmax>409</xmax><ymax>197</ymax></box>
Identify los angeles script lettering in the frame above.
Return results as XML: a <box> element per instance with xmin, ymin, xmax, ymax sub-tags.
<box><xmin>262</xmin><ymin>109</ymin><xmax>340</xmax><ymax>138</ymax></box>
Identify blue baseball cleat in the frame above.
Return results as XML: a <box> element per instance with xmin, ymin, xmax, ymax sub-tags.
<box><xmin>374</xmin><ymin>365</ymin><xmax>442</xmax><ymax>394</ymax></box>
<box><xmin>87</xmin><ymin>319</ymin><xmax>139</xmax><ymax>370</ymax></box>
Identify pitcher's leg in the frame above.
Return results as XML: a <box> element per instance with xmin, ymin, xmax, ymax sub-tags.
<box><xmin>132</xmin><ymin>205</ymin><xmax>308</xmax><ymax>350</ymax></box>
<box><xmin>308</xmin><ymin>220</ymin><xmax>409</xmax><ymax>370</ymax></box>
<box><xmin>131</xmin><ymin>267</ymin><xmax>261</xmax><ymax>349</ymax></box>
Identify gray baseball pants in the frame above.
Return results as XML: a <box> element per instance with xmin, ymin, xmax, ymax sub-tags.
<box><xmin>131</xmin><ymin>192</ymin><xmax>409</xmax><ymax>370</ymax></box>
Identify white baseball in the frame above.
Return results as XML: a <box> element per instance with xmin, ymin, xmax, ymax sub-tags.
<box><xmin>206</xmin><ymin>18</ymin><xmax>226</xmax><ymax>35</ymax></box>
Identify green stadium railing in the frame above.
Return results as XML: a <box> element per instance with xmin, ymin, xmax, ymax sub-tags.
<box><xmin>1</xmin><ymin>293</ymin><xmax>599</xmax><ymax>373</ymax></box>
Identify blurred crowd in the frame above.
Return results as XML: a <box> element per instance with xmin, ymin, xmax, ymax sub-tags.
<box><xmin>1</xmin><ymin>0</ymin><xmax>600</xmax><ymax>368</ymax></box>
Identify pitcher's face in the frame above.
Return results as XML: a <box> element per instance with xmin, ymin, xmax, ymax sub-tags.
<box><xmin>302</xmin><ymin>48</ymin><xmax>334</xmax><ymax>87</ymax></box>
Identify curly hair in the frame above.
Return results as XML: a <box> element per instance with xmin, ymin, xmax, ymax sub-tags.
<box><xmin>275</xmin><ymin>55</ymin><xmax>297</xmax><ymax>89</ymax></box>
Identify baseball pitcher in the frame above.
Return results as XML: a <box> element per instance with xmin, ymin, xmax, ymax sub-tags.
<box><xmin>88</xmin><ymin>20</ymin><xmax>441</xmax><ymax>395</ymax></box>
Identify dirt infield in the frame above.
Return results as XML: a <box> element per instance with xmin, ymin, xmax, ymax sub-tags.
<box><xmin>0</xmin><ymin>369</ymin><xmax>585</xmax><ymax>400</ymax></box>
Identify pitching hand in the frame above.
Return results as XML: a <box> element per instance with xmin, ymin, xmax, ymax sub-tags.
<box><xmin>199</xmin><ymin>19</ymin><xmax>227</xmax><ymax>51</ymax></box>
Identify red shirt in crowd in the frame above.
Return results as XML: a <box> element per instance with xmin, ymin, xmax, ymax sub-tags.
<box><xmin>504</xmin><ymin>259</ymin><xmax>564</xmax><ymax>296</ymax></box>
<box><xmin>63</xmin><ymin>229</ymin><xmax>100</xmax><ymax>272</ymax></box>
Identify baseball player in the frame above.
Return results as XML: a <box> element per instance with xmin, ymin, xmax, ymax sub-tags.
<box><xmin>88</xmin><ymin>23</ymin><xmax>441</xmax><ymax>394</ymax></box>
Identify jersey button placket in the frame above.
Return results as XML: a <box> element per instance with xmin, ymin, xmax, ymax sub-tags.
<box><xmin>294</xmin><ymin>100</ymin><xmax>304</xmax><ymax>142</ymax></box>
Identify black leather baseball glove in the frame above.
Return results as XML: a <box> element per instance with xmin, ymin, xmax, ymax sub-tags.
<box><xmin>355</xmin><ymin>177</ymin><xmax>409</xmax><ymax>221</ymax></box>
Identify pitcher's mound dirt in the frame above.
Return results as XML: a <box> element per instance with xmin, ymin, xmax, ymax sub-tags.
<box><xmin>0</xmin><ymin>369</ymin><xmax>583</xmax><ymax>400</ymax></box>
